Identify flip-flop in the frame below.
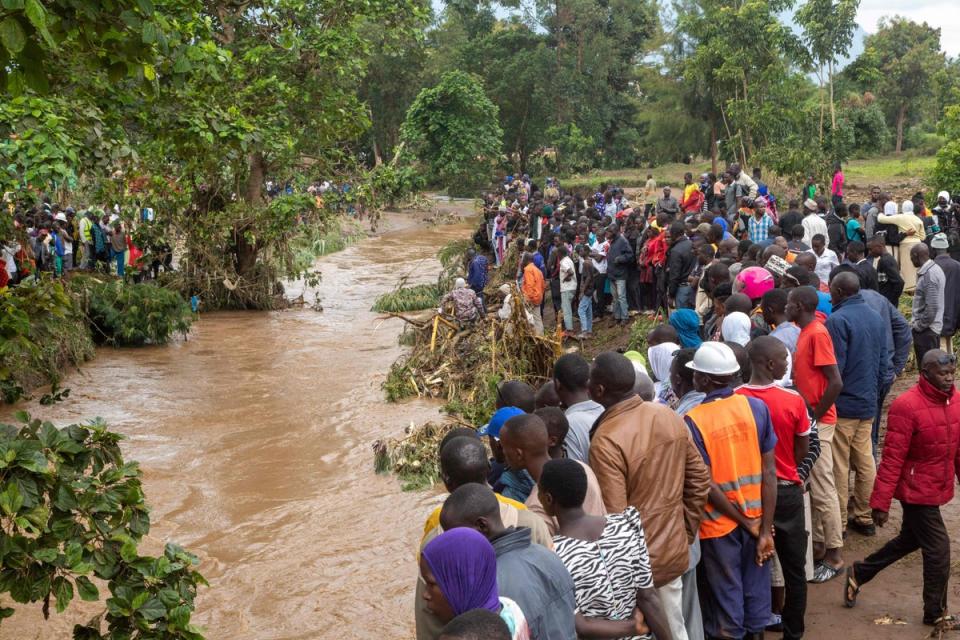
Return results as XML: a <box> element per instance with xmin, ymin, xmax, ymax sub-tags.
<box><xmin>844</xmin><ymin>565</ymin><xmax>860</xmax><ymax>608</ymax></box>
<box><xmin>810</xmin><ymin>561</ymin><xmax>843</xmax><ymax>583</ymax></box>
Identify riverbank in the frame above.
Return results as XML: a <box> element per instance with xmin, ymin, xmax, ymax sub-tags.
<box><xmin>0</xmin><ymin>206</ymin><xmax>476</xmax><ymax>640</ymax></box>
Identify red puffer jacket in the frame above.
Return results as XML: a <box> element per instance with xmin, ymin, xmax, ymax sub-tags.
<box><xmin>870</xmin><ymin>376</ymin><xmax>960</xmax><ymax>512</ymax></box>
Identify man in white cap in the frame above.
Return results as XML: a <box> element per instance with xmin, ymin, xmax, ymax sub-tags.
<box><xmin>931</xmin><ymin>233</ymin><xmax>960</xmax><ymax>354</ymax></box>
<box><xmin>801</xmin><ymin>199</ymin><xmax>827</xmax><ymax>247</ymax></box>
<box><xmin>437</xmin><ymin>277</ymin><xmax>484</xmax><ymax>326</ymax></box>
<box><xmin>683</xmin><ymin>341</ymin><xmax>777</xmax><ymax>640</ymax></box>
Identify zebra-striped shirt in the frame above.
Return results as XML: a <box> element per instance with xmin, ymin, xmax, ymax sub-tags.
<box><xmin>552</xmin><ymin>507</ymin><xmax>653</xmax><ymax>640</ymax></box>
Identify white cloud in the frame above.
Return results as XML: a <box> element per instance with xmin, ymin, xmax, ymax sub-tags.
<box><xmin>857</xmin><ymin>0</ymin><xmax>960</xmax><ymax>56</ymax></box>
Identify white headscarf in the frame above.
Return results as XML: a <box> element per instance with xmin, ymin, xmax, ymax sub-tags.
<box><xmin>454</xmin><ymin>277</ymin><xmax>466</xmax><ymax>289</ymax></box>
<box><xmin>938</xmin><ymin>191</ymin><xmax>950</xmax><ymax>203</ymax></box>
<box><xmin>647</xmin><ymin>342</ymin><xmax>680</xmax><ymax>383</ymax></box>
<box><xmin>883</xmin><ymin>201</ymin><xmax>897</xmax><ymax>216</ymax></box>
<box><xmin>721</xmin><ymin>312</ymin><xmax>752</xmax><ymax>346</ymax></box>
<box><xmin>902</xmin><ymin>200</ymin><xmax>914</xmax><ymax>215</ymax></box>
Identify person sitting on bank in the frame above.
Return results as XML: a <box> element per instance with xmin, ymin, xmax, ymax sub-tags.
<box><xmin>438</xmin><ymin>277</ymin><xmax>485</xmax><ymax>326</ymax></box>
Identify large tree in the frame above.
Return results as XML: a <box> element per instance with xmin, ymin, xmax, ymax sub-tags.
<box><xmin>795</xmin><ymin>0</ymin><xmax>860</xmax><ymax>137</ymax></box>
<box><xmin>846</xmin><ymin>17</ymin><xmax>946</xmax><ymax>153</ymax></box>
<box><xmin>401</xmin><ymin>70</ymin><xmax>503</xmax><ymax>193</ymax></box>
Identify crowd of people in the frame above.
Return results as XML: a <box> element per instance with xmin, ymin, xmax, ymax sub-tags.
<box><xmin>0</xmin><ymin>196</ymin><xmax>171</xmax><ymax>287</ymax></box>
<box><xmin>422</xmin><ymin>166</ymin><xmax>960</xmax><ymax>640</ymax></box>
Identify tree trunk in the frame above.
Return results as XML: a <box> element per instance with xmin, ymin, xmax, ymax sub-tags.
<box><xmin>895</xmin><ymin>103</ymin><xmax>907</xmax><ymax>154</ymax></box>
<box><xmin>245</xmin><ymin>151</ymin><xmax>265</xmax><ymax>205</ymax></box>
<box><xmin>235</xmin><ymin>151</ymin><xmax>265</xmax><ymax>279</ymax></box>
<box><xmin>710</xmin><ymin>122</ymin><xmax>718</xmax><ymax>175</ymax></box>
<box><xmin>818</xmin><ymin>66</ymin><xmax>825</xmax><ymax>142</ymax></box>
<box><xmin>373</xmin><ymin>139</ymin><xmax>383</xmax><ymax>167</ymax></box>
<box><xmin>828</xmin><ymin>59</ymin><xmax>836</xmax><ymax>131</ymax></box>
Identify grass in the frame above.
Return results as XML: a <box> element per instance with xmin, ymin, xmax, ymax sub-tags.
<box><xmin>558</xmin><ymin>153</ymin><xmax>937</xmax><ymax>196</ymax></box>
<box><xmin>372</xmin><ymin>283</ymin><xmax>441</xmax><ymax>313</ymax></box>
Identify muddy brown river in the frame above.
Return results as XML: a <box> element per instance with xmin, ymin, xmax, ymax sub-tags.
<box><xmin>3</xmin><ymin>213</ymin><xmax>470</xmax><ymax>640</ymax></box>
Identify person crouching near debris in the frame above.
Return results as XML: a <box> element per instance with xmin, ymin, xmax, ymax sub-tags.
<box><xmin>844</xmin><ymin>349</ymin><xmax>960</xmax><ymax>629</ymax></box>
<box><xmin>438</xmin><ymin>277</ymin><xmax>484</xmax><ymax>328</ymax></box>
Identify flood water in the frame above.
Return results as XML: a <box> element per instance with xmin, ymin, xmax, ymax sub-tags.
<box><xmin>3</xmin><ymin>213</ymin><xmax>472</xmax><ymax>640</ymax></box>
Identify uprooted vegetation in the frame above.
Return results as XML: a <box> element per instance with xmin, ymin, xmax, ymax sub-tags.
<box><xmin>375</xmin><ymin>281</ymin><xmax>562</xmax><ymax>489</ymax></box>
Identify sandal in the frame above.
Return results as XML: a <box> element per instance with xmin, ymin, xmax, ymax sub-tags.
<box><xmin>844</xmin><ymin>564</ymin><xmax>860</xmax><ymax>608</ymax></box>
<box><xmin>810</xmin><ymin>561</ymin><xmax>843</xmax><ymax>583</ymax></box>
<box><xmin>924</xmin><ymin>615</ymin><xmax>960</xmax><ymax>629</ymax></box>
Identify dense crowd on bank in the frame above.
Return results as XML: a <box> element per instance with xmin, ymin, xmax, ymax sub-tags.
<box><xmin>422</xmin><ymin>166</ymin><xmax>960</xmax><ymax>640</ymax></box>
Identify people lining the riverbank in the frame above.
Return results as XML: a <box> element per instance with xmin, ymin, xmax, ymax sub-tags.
<box><xmin>415</xmin><ymin>170</ymin><xmax>960</xmax><ymax>640</ymax></box>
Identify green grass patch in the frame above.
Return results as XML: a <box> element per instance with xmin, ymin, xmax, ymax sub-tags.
<box><xmin>557</xmin><ymin>153</ymin><xmax>936</xmax><ymax>194</ymax></box>
<box><xmin>372</xmin><ymin>283</ymin><xmax>441</xmax><ymax>313</ymax></box>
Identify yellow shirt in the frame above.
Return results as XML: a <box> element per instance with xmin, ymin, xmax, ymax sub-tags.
<box><xmin>421</xmin><ymin>493</ymin><xmax>527</xmax><ymax>546</ymax></box>
<box><xmin>683</xmin><ymin>183</ymin><xmax>698</xmax><ymax>204</ymax></box>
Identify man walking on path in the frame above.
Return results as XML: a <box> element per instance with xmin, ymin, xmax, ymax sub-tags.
<box><xmin>845</xmin><ymin>350</ymin><xmax>960</xmax><ymax>629</ymax></box>
<box><xmin>931</xmin><ymin>234</ymin><xmax>960</xmax><ymax>354</ymax></box>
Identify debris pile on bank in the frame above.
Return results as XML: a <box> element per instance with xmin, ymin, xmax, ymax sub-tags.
<box><xmin>374</xmin><ymin>282</ymin><xmax>562</xmax><ymax>489</ymax></box>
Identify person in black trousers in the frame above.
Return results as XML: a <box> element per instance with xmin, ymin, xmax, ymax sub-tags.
<box><xmin>845</xmin><ymin>350</ymin><xmax>960</xmax><ymax>627</ymax></box>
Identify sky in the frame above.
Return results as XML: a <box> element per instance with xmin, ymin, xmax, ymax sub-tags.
<box><xmin>854</xmin><ymin>0</ymin><xmax>958</xmax><ymax>55</ymax></box>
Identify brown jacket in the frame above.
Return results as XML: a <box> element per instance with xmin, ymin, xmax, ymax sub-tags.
<box><xmin>589</xmin><ymin>395</ymin><xmax>710</xmax><ymax>587</ymax></box>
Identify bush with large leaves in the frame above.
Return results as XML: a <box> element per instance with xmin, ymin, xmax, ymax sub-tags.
<box><xmin>0</xmin><ymin>413</ymin><xmax>207</xmax><ymax>638</ymax></box>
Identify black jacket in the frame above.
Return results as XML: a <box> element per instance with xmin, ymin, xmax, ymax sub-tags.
<box><xmin>852</xmin><ymin>259</ymin><xmax>880</xmax><ymax>292</ymax></box>
<box><xmin>607</xmin><ymin>234</ymin><xmax>634</xmax><ymax>280</ymax></box>
<box><xmin>825</xmin><ymin>212</ymin><xmax>847</xmax><ymax>253</ymax></box>
<box><xmin>935</xmin><ymin>254</ymin><xmax>960</xmax><ymax>337</ymax></box>
<box><xmin>667</xmin><ymin>237</ymin><xmax>696</xmax><ymax>297</ymax></box>
<box><xmin>778</xmin><ymin>210</ymin><xmax>803</xmax><ymax>238</ymax></box>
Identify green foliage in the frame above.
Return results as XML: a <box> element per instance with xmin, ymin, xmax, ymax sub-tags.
<box><xmin>383</xmin><ymin>360</ymin><xmax>417</xmax><ymax>402</ymax></box>
<box><xmin>930</xmin><ymin>104</ymin><xmax>960</xmax><ymax>196</ymax></box>
<box><xmin>844</xmin><ymin>99</ymin><xmax>891</xmax><ymax>154</ymax></box>
<box><xmin>845</xmin><ymin>17</ymin><xmax>946</xmax><ymax>152</ymax></box>
<box><xmin>0</xmin><ymin>0</ymin><xmax>207</xmax><ymax>94</ymax></box>
<box><xmin>0</xmin><ymin>279</ymin><xmax>94</xmax><ymax>404</ymax></box>
<box><xmin>546</xmin><ymin>123</ymin><xmax>597</xmax><ymax>175</ymax></box>
<box><xmin>372</xmin><ymin>284</ymin><xmax>441</xmax><ymax>313</ymax></box>
<box><xmin>366</xmin><ymin>163</ymin><xmax>426</xmax><ymax>208</ymax></box>
<box><xmin>401</xmin><ymin>71</ymin><xmax>503</xmax><ymax>195</ymax></box>
<box><xmin>0</xmin><ymin>412</ymin><xmax>206</xmax><ymax>638</ymax></box>
<box><xmin>68</xmin><ymin>276</ymin><xmax>192</xmax><ymax>347</ymax></box>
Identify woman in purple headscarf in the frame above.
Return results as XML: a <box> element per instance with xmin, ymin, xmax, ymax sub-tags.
<box><xmin>420</xmin><ymin>528</ymin><xmax>530</xmax><ymax>640</ymax></box>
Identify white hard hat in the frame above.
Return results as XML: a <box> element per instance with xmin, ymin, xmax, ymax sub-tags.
<box><xmin>686</xmin><ymin>342</ymin><xmax>740</xmax><ymax>376</ymax></box>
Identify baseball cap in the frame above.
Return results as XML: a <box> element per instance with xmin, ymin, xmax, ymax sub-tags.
<box><xmin>477</xmin><ymin>407</ymin><xmax>525</xmax><ymax>439</ymax></box>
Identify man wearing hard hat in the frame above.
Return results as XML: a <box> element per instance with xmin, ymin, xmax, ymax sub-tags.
<box><xmin>683</xmin><ymin>342</ymin><xmax>778</xmax><ymax>640</ymax></box>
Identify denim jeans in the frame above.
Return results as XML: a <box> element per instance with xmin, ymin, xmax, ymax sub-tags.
<box><xmin>577</xmin><ymin>294</ymin><xmax>593</xmax><ymax>333</ymax></box>
<box><xmin>115</xmin><ymin>250</ymin><xmax>126</xmax><ymax>277</ymax></box>
<box><xmin>560</xmin><ymin>290</ymin><xmax>575</xmax><ymax>331</ymax></box>
<box><xmin>612</xmin><ymin>279</ymin><xmax>628</xmax><ymax>320</ymax></box>
<box><xmin>675</xmin><ymin>283</ymin><xmax>695</xmax><ymax>309</ymax></box>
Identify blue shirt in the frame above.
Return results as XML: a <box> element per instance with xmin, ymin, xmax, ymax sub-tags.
<box><xmin>685</xmin><ymin>387</ymin><xmax>777</xmax><ymax>467</ymax></box>
<box><xmin>816</xmin><ymin>291</ymin><xmax>832</xmax><ymax>316</ymax></box>
<box><xmin>467</xmin><ymin>255</ymin><xmax>489</xmax><ymax>291</ymax></box>
<box><xmin>825</xmin><ymin>293</ymin><xmax>886</xmax><ymax>419</ymax></box>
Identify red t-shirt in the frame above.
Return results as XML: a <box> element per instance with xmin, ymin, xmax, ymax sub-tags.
<box><xmin>737</xmin><ymin>384</ymin><xmax>812</xmax><ymax>483</ymax></box>
<box><xmin>794</xmin><ymin>321</ymin><xmax>837</xmax><ymax>425</ymax></box>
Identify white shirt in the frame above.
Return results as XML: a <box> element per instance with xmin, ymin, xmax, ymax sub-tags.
<box><xmin>810</xmin><ymin>248</ymin><xmax>839</xmax><ymax>285</ymax></box>
<box><xmin>801</xmin><ymin>214</ymin><xmax>828</xmax><ymax>247</ymax></box>
<box><xmin>591</xmin><ymin>239</ymin><xmax>609</xmax><ymax>274</ymax></box>
<box><xmin>559</xmin><ymin>256</ymin><xmax>577</xmax><ymax>292</ymax></box>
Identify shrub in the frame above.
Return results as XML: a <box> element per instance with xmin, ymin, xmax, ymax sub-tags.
<box><xmin>0</xmin><ymin>412</ymin><xmax>206</xmax><ymax>638</ymax></box>
<box><xmin>0</xmin><ymin>279</ymin><xmax>94</xmax><ymax>404</ymax></box>
<box><xmin>69</xmin><ymin>276</ymin><xmax>192</xmax><ymax>346</ymax></box>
